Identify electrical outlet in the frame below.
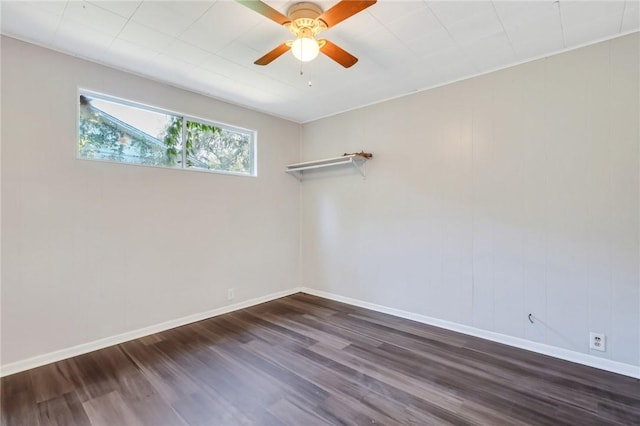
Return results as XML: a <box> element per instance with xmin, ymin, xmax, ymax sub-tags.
<box><xmin>589</xmin><ymin>332</ymin><xmax>606</xmax><ymax>352</ymax></box>
<box><xmin>227</xmin><ymin>288</ymin><xmax>235</xmax><ymax>301</ymax></box>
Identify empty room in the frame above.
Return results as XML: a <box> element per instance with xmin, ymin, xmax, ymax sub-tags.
<box><xmin>1</xmin><ymin>0</ymin><xmax>639</xmax><ymax>425</ymax></box>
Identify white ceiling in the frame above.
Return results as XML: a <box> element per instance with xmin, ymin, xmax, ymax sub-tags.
<box><xmin>1</xmin><ymin>1</ymin><xmax>639</xmax><ymax>123</ymax></box>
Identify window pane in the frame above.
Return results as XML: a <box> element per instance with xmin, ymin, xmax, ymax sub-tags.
<box><xmin>78</xmin><ymin>94</ymin><xmax>182</xmax><ymax>167</ymax></box>
<box><xmin>185</xmin><ymin>120</ymin><xmax>254</xmax><ymax>175</ymax></box>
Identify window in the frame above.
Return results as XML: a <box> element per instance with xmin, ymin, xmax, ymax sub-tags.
<box><xmin>78</xmin><ymin>91</ymin><xmax>256</xmax><ymax>176</ymax></box>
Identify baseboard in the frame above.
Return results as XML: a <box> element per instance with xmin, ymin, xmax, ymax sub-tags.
<box><xmin>300</xmin><ymin>287</ymin><xmax>640</xmax><ymax>379</ymax></box>
<box><xmin>4</xmin><ymin>286</ymin><xmax>638</xmax><ymax>379</ymax></box>
<box><xmin>0</xmin><ymin>287</ymin><xmax>303</xmax><ymax>377</ymax></box>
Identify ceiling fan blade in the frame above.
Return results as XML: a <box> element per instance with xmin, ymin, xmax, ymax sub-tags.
<box><xmin>236</xmin><ymin>0</ymin><xmax>290</xmax><ymax>25</ymax></box>
<box><xmin>255</xmin><ymin>43</ymin><xmax>291</xmax><ymax>65</ymax></box>
<box><xmin>317</xmin><ymin>0</ymin><xmax>376</xmax><ymax>28</ymax></box>
<box><xmin>319</xmin><ymin>39</ymin><xmax>358</xmax><ymax>68</ymax></box>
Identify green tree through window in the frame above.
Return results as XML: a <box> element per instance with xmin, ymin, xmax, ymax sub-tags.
<box><xmin>78</xmin><ymin>93</ymin><xmax>255</xmax><ymax>175</ymax></box>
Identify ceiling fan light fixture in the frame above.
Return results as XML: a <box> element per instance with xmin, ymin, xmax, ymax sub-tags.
<box><xmin>291</xmin><ymin>36</ymin><xmax>319</xmax><ymax>62</ymax></box>
<box><xmin>239</xmin><ymin>0</ymin><xmax>376</xmax><ymax>67</ymax></box>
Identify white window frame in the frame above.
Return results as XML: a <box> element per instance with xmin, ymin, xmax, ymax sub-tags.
<box><xmin>77</xmin><ymin>89</ymin><xmax>258</xmax><ymax>177</ymax></box>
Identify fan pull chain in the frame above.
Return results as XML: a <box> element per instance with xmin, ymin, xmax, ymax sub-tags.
<box><xmin>299</xmin><ymin>62</ymin><xmax>313</xmax><ymax>87</ymax></box>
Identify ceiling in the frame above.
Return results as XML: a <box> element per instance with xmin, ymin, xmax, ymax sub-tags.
<box><xmin>1</xmin><ymin>1</ymin><xmax>638</xmax><ymax>123</ymax></box>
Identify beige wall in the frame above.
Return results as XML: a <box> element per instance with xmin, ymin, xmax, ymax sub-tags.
<box><xmin>2</xmin><ymin>32</ymin><xmax>639</xmax><ymax>375</ymax></box>
<box><xmin>301</xmin><ymin>33</ymin><xmax>640</xmax><ymax>368</ymax></box>
<box><xmin>1</xmin><ymin>37</ymin><xmax>301</xmax><ymax>366</ymax></box>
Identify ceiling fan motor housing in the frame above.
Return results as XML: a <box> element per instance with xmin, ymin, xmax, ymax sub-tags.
<box><xmin>286</xmin><ymin>2</ymin><xmax>327</xmax><ymax>37</ymax></box>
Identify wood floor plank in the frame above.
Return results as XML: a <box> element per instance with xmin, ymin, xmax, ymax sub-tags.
<box><xmin>82</xmin><ymin>391</ymin><xmax>142</xmax><ymax>426</ymax></box>
<box><xmin>206</xmin><ymin>337</ymin><xmax>331</xmax><ymax>411</ymax></box>
<box><xmin>271</xmin><ymin>296</ymin><xmax>344</xmax><ymax>320</ymax></box>
<box><xmin>247</xmin><ymin>338</ymin><xmax>463</xmax><ymax>425</ymax></box>
<box><xmin>151</xmin><ymin>336</ymin><xmax>291</xmax><ymax>425</ymax></box>
<box><xmin>37</xmin><ymin>392</ymin><xmax>91</xmax><ymax>426</ymax></box>
<box><xmin>268</xmin><ymin>398</ymin><xmax>332</xmax><ymax>426</ymax></box>
<box><xmin>171</xmin><ymin>391</ymin><xmax>252</xmax><ymax>426</ymax></box>
<box><xmin>2</xmin><ymin>292</ymin><xmax>639</xmax><ymax>425</ymax></box>
<box><xmin>1</xmin><ymin>373</ymin><xmax>40</xmax><ymax>426</ymax></box>
<box><xmin>250</xmin><ymin>339</ymin><xmax>379</xmax><ymax>405</ymax></box>
<box><xmin>306</xmin><ymin>343</ymin><xmax>468</xmax><ymax>423</ymax></box>
<box><xmin>58</xmin><ymin>351</ymin><xmax>122</xmax><ymax>403</ymax></box>
<box><xmin>256</xmin><ymin>311</ymin><xmax>352</xmax><ymax>350</ymax></box>
<box><xmin>119</xmin><ymin>339</ymin><xmax>203</xmax><ymax>405</ymax></box>
<box><xmin>30</xmin><ymin>363</ymin><xmax>76</xmax><ymax>404</ymax></box>
<box><xmin>457</xmin><ymin>400</ymin><xmax>530</xmax><ymax>426</ymax></box>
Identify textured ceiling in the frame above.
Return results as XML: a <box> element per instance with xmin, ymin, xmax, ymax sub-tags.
<box><xmin>1</xmin><ymin>1</ymin><xmax>639</xmax><ymax>123</ymax></box>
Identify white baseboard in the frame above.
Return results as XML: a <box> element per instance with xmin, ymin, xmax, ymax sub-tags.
<box><xmin>0</xmin><ymin>287</ymin><xmax>303</xmax><ymax>377</ymax></box>
<box><xmin>3</xmin><ymin>286</ymin><xmax>638</xmax><ymax>380</ymax></box>
<box><xmin>300</xmin><ymin>287</ymin><xmax>640</xmax><ymax>379</ymax></box>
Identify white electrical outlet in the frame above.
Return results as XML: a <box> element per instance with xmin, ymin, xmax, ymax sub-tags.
<box><xmin>227</xmin><ymin>288</ymin><xmax>235</xmax><ymax>301</ymax></box>
<box><xmin>589</xmin><ymin>332</ymin><xmax>606</xmax><ymax>352</ymax></box>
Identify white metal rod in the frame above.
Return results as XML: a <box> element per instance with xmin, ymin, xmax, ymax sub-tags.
<box><xmin>287</xmin><ymin>159</ymin><xmax>354</xmax><ymax>172</ymax></box>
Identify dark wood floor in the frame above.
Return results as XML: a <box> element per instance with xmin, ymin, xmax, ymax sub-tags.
<box><xmin>2</xmin><ymin>293</ymin><xmax>639</xmax><ymax>426</ymax></box>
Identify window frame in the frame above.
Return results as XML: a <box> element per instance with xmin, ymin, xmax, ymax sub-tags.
<box><xmin>77</xmin><ymin>89</ymin><xmax>258</xmax><ymax>177</ymax></box>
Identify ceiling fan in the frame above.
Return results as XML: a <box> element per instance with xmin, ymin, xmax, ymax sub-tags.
<box><xmin>237</xmin><ymin>0</ymin><xmax>377</xmax><ymax>68</ymax></box>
